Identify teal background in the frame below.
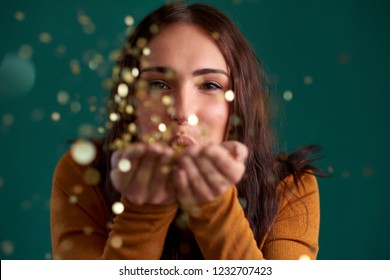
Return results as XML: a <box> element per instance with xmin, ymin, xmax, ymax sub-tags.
<box><xmin>1</xmin><ymin>0</ymin><xmax>389</xmax><ymax>259</ymax></box>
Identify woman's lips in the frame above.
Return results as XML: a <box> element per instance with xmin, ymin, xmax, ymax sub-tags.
<box><xmin>168</xmin><ymin>134</ymin><xmax>196</xmax><ymax>147</ymax></box>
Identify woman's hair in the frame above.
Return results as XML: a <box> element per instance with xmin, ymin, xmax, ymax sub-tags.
<box><xmin>99</xmin><ymin>2</ymin><xmax>322</xmax><ymax>259</ymax></box>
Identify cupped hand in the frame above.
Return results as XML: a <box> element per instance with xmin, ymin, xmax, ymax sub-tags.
<box><xmin>110</xmin><ymin>143</ymin><xmax>177</xmax><ymax>205</ymax></box>
<box><xmin>172</xmin><ymin>140</ymin><xmax>248</xmax><ymax>209</ymax></box>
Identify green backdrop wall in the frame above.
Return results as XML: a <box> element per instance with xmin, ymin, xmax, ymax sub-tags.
<box><xmin>1</xmin><ymin>0</ymin><xmax>389</xmax><ymax>259</ymax></box>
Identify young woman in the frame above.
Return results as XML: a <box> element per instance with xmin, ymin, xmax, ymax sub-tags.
<box><xmin>51</xmin><ymin>2</ymin><xmax>321</xmax><ymax>260</ymax></box>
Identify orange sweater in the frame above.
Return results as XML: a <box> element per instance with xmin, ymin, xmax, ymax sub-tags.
<box><xmin>50</xmin><ymin>151</ymin><xmax>320</xmax><ymax>260</ymax></box>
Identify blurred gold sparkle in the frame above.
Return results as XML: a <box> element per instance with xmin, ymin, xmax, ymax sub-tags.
<box><xmin>31</xmin><ymin>108</ymin><xmax>44</xmax><ymax>121</ymax></box>
<box><xmin>69</xmin><ymin>195</ymin><xmax>78</xmax><ymax>204</ymax></box>
<box><xmin>304</xmin><ymin>76</ymin><xmax>313</xmax><ymax>85</ymax></box>
<box><xmin>1</xmin><ymin>240</ymin><xmax>14</xmax><ymax>255</ymax></box>
<box><xmin>158</xmin><ymin>123</ymin><xmax>167</xmax><ymax>132</ymax></box>
<box><xmin>57</xmin><ymin>90</ymin><xmax>70</xmax><ymax>105</ymax></box>
<box><xmin>15</xmin><ymin>11</ymin><xmax>25</xmax><ymax>21</ymax></box>
<box><xmin>162</xmin><ymin>95</ymin><xmax>173</xmax><ymax>106</ymax></box>
<box><xmin>283</xmin><ymin>90</ymin><xmax>293</xmax><ymax>102</ymax></box>
<box><xmin>109</xmin><ymin>113</ymin><xmax>120</xmax><ymax>122</ymax></box>
<box><xmin>83</xmin><ymin>227</ymin><xmax>93</xmax><ymax>235</ymax></box>
<box><xmin>3</xmin><ymin>114</ymin><xmax>15</xmax><ymax>126</ymax></box>
<box><xmin>70</xmin><ymin>101</ymin><xmax>81</xmax><ymax>113</ymax></box>
<box><xmin>39</xmin><ymin>32</ymin><xmax>52</xmax><ymax>43</ymax></box>
<box><xmin>142</xmin><ymin>47</ymin><xmax>151</xmax><ymax>56</ymax></box>
<box><xmin>70</xmin><ymin>139</ymin><xmax>97</xmax><ymax>165</ymax></box>
<box><xmin>118</xmin><ymin>159</ymin><xmax>132</xmax><ymax>172</ymax></box>
<box><xmin>224</xmin><ymin>90</ymin><xmax>235</xmax><ymax>102</ymax></box>
<box><xmin>51</xmin><ymin>112</ymin><xmax>61</xmax><ymax>122</ymax></box>
<box><xmin>188</xmin><ymin>114</ymin><xmax>199</xmax><ymax>126</ymax></box>
<box><xmin>112</xmin><ymin>202</ymin><xmax>125</xmax><ymax>215</ymax></box>
<box><xmin>131</xmin><ymin>67</ymin><xmax>139</xmax><ymax>78</ymax></box>
<box><xmin>117</xmin><ymin>83</ymin><xmax>129</xmax><ymax>97</ymax></box>
<box><xmin>18</xmin><ymin>44</ymin><xmax>33</xmax><ymax>59</ymax></box>
<box><xmin>70</xmin><ymin>59</ymin><xmax>81</xmax><ymax>74</ymax></box>
<box><xmin>299</xmin><ymin>254</ymin><xmax>311</xmax><ymax>260</ymax></box>
<box><xmin>124</xmin><ymin>16</ymin><xmax>134</xmax><ymax>26</ymax></box>
<box><xmin>110</xmin><ymin>235</ymin><xmax>123</xmax><ymax>249</ymax></box>
<box><xmin>83</xmin><ymin>167</ymin><xmax>101</xmax><ymax>185</ymax></box>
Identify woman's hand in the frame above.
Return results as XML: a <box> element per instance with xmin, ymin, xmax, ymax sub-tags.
<box><xmin>110</xmin><ymin>143</ymin><xmax>177</xmax><ymax>205</ymax></box>
<box><xmin>172</xmin><ymin>141</ymin><xmax>248</xmax><ymax>210</ymax></box>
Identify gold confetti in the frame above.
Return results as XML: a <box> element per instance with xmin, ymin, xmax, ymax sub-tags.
<box><xmin>70</xmin><ymin>59</ymin><xmax>81</xmax><ymax>74</ymax></box>
<box><xmin>161</xmin><ymin>95</ymin><xmax>173</xmax><ymax>106</ymax></box>
<box><xmin>327</xmin><ymin>166</ymin><xmax>334</xmax><ymax>174</ymax></box>
<box><xmin>31</xmin><ymin>108</ymin><xmax>44</xmax><ymax>121</ymax></box>
<box><xmin>109</xmin><ymin>112</ymin><xmax>120</xmax><ymax>122</ymax></box>
<box><xmin>110</xmin><ymin>235</ymin><xmax>123</xmax><ymax>249</ymax></box>
<box><xmin>117</xmin><ymin>83</ymin><xmax>129</xmax><ymax>97</ymax></box>
<box><xmin>118</xmin><ymin>159</ymin><xmax>132</xmax><ymax>172</ymax></box>
<box><xmin>112</xmin><ymin>202</ymin><xmax>125</xmax><ymax>215</ymax></box>
<box><xmin>304</xmin><ymin>76</ymin><xmax>313</xmax><ymax>85</ymax></box>
<box><xmin>128</xmin><ymin>123</ymin><xmax>137</xmax><ymax>134</ymax></box>
<box><xmin>1</xmin><ymin>240</ymin><xmax>14</xmax><ymax>255</ymax></box>
<box><xmin>131</xmin><ymin>67</ymin><xmax>139</xmax><ymax>78</ymax></box>
<box><xmin>15</xmin><ymin>11</ymin><xmax>25</xmax><ymax>21</ymax></box>
<box><xmin>211</xmin><ymin>31</ymin><xmax>220</xmax><ymax>40</ymax></box>
<box><xmin>69</xmin><ymin>195</ymin><xmax>78</xmax><ymax>204</ymax></box>
<box><xmin>124</xmin><ymin>15</ymin><xmax>134</xmax><ymax>26</ymax></box>
<box><xmin>121</xmin><ymin>68</ymin><xmax>134</xmax><ymax>83</ymax></box>
<box><xmin>51</xmin><ymin>112</ymin><xmax>61</xmax><ymax>121</ymax></box>
<box><xmin>57</xmin><ymin>90</ymin><xmax>70</xmax><ymax>105</ymax></box>
<box><xmin>188</xmin><ymin>114</ymin><xmax>199</xmax><ymax>126</ymax></box>
<box><xmin>224</xmin><ymin>90</ymin><xmax>235</xmax><ymax>102</ymax></box>
<box><xmin>72</xmin><ymin>184</ymin><xmax>84</xmax><ymax>195</ymax></box>
<box><xmin>158</xmin><ymin>123</ymin><xmax>167</xmax><ymax>132</ymax></box>
<box><xmin>3</xmin><ymin>114</ymin><xmax>15</xmax><ymax>126</ymax></box>
<box><xmin>149</xmin><ymin>24</ymin><xmax>159</xmax><ymax>34</ymax></box>
<box><xmin>83</xmin><ymin>227</ymin><xmax>93</xmax><ymax>235</ymax></box>
<box><xmin>142</xmin><ymin>47</ymin><xmax>151</xmax><ymax>56</ymax></box>
<box><xmin>70</xmin><ymin>139</ymin><xmax>97</xmax><ymax>165</ymax></box>
<box><xmin>125</xmin><ymin>105</ymin><xmax>134</xmax><ymax>114</ymax></box>
<box><xmin>283</xmin><ymin>90</ymin><xmax>293</xmax><ymax>102</ymax></box>
<box><xmin>97</xmin><ymin>126</ymin><xmax>105</xmax><ymax>134</ymax></box>
<box><xmin>83</xmin><ymin>167</ymin><xmax>101</xmax><ymax>185</ymax></box>
<box><xmin>299</xmin><ymin>254</ymin><xmax>311</xmax><ymax>260</ymax></box>
<box><xmin>18</xmin><ymin>44</ymin><xmax>33</xmax><ymax>59</ymax></box>
<box><xmin>70</xmin><ymin>101</ymin><xmax>81</xmax><ymax>113</ymax></box>
<box><xmin>39</xmin><ymin>32</ymin><xmax>52</xmax><ymax>43</ymax></box>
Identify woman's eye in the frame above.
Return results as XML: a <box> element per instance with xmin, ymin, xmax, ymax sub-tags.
<box><xmin>200</xmin><ymin>82</ymin><xmax>222</xmax><ymax>91</ymax></box>
<box><xmin>149</xmin><ymin>81</ymin><xmax>169</xmax><ymax>90</ymax></box>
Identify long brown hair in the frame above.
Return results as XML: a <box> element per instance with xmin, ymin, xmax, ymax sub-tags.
<box><xmin>99</xmin><ymin>2</ymin><xmax>322</xmax><ymax>259</ymax></box>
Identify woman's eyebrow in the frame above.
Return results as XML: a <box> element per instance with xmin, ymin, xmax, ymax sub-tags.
<box><xmin>140</xmin><ymin>66</ymin><xmax>229</xmax><ymax>78</ymax></box>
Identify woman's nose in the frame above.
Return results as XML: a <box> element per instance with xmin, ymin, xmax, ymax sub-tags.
<box><xmin>170</xmin><ymin>88</ymin><xmax>193</xmax><ymax>125</ymax></box>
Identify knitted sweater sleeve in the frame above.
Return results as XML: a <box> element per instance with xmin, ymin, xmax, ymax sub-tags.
<box><xmin>50</xmin><ymin>151</ymin><xmax>178</xmax><ymax>260</ymax></box>
<box><xmin>187</xmin><ymin>173</ymin><xmax>320</xmax><ymax>260</ymax></box>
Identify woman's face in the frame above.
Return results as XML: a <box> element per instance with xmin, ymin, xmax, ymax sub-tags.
<box><xmin>136</xmin><ymin>23</ymin><xmax>230</xmax><ymax>147</ymax></box>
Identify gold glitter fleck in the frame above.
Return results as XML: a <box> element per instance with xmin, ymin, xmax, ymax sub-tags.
<box><xmin>161</xmin><ymin>95</ymin><xmax>173</xmax><ymax>106</ymax></box>
<box><xmin>70</xmin><ymin>139</ymin><xmax>97</xmax><ymax>165</ymax></box>
<box><xmin>124</xmin><ymin>15</ymin><xmax>134</xmax><ymax>26</ymax></box>
<box><xmin>118</xmin><ymin>159</ymin><xmax>132</xmax><ymax>172</ymax></box>
<box><xmin>304</xmin><ymin>76</ymin><xmax>313</xmax><ymax>85</ymax></box>
<box><xmin>98</xmin><ymin>126</ymin><xmax>105</xmax><ymax>134</ymax></box>
<box><xmin>15</xmin><ymin>11</ymin><xmax>25</xmax><ymax>21</ymax></box>
<box><xmin>128</xmin><ymin>123</ymin><xmax>137</xmax><ymax>134</ymax></box>
<box><xmin>30</xmin><ymin>108</ymin><xmax>44</xmax><ymax>121</ymax></box>
<box><xmin>158</xmin><ymin>123</ymin><xmax>167</xmax><ymax>132</ymax></box>
<box><xmin>149</xmin><ymin>24</ymin><xmax>159</xmax><ymax>34</ymax></box>
<box><xmin>283</xmin><ymin>90</ymin><xmax>293</xmax><ymax>102</ymax></box>
<box><xmin>69</xmin><ymin>195</ymin><xmax>78</xmax><ymax>204</ymax></box>
<box><xmin>341</xmin><ymin>170</ymin><xmax>350</xmax><ymax>179</ymax></box>
<box><xmin>1</xmin><ymin>240</ymin><xmax>14</xmax><ymax>255</ymax></box>
<box><xmin>70</xmin><ymin>59</ymin><xmax>81</xmax><ymax>74</ymax></box>
<box><xmin>109</xmin><ymin>112</ymin><xmax>120</xmax><ymax>122</ymax></box>
<box><xmin>160</xmin><ymin>165</ymin><xmax>171</xmax><ymax>174</ymax></box>
<box><xmin>3</xmin><ymin>114</ymin><xmax>15</xmax><ymax>126</ymax></box>
<box><xmin>112</xmin><ymin>202</ymin><xmax>125</xmax><ymax>215</ymax></box>
<box><xmin>211</xmin><ymin>32</ymin><xmax>220</xmax><ymax>40</ymax></box>
<box><xmin>51</xmin><ymin>112</ymin><xmax>61</xmax><ymax>121</ymax></box>
<box><xmin>188</xmin><ymin>114</ymin><xmax>199</xmax><ymax>126</ymax></box>
<box><xmin>57</xmin><ymin>90</ymin><xmax>70</xmax><ymax>105</ymax></box>
<box><xmin>18</xmin><ymin>44</ymin><xmax>33</xmax><ymax>59</ymax></box>
<box><xmin>299</xmin><ymin>254</ymin><xmax>311</xmax><ymax>260</ymax></box>
<box><xmin>224</xmin><ymin>90</ymin><xmax>235</xmax><ymax>102</ymax></box>
<box><xmin>110</xmin><ymin>235</ymin><xmax>123</xmax><ymax>249</ymax></box>
<box><xmin>136</xmin><ymin>37</ymin><xmax>147</xmax><ymax>49</ymax></box>
<box><xmin>121</xmin><ymin>68</ymin><xmax>134</xmax><ymax>83</ymax></box>
<box><xmin>142</xmin><ymin>47</ymin><xmax>151</xmax><ymax>56</ymax></box>
<box><xmin>131</xmin><ymin>67</ymin><xmax>139</xmax><ymax>78</ymax></box>
<box><xmin>83</xmin><ymin>227</ymin><xmax>93</xmax><ymax>235</ymax></box>
<box><xmin>327</xmin><ymin>166</ymin><xmax>334</xmax><ymax>174</ymax></box>
<box><xmin>72</xmin><ymin>184</ymin><xmax>84</xmax><ymax>195</ymax></box>
<box><xmin>70</xmin><ymin>101</ymin><xmax>81</xmax><ymax>113</ymax></box>
<box><xmin>39</xmin><ymin>32</ymin><xmax>52</xmax><ymax>43</ymax></box>
<box><xmin>117</xmin><ymin>83</ymin><xmax>129</xmax><ymax>97</ymax></box>
<box><xmin>83</xmin><ymin>167</ymin><xmax>101</xmax><ymax>185</ymax></box>
<box><xmin>125</xmin><ymin>105</ymin><xmax>134</xmax><ymax>114</ymax></box>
